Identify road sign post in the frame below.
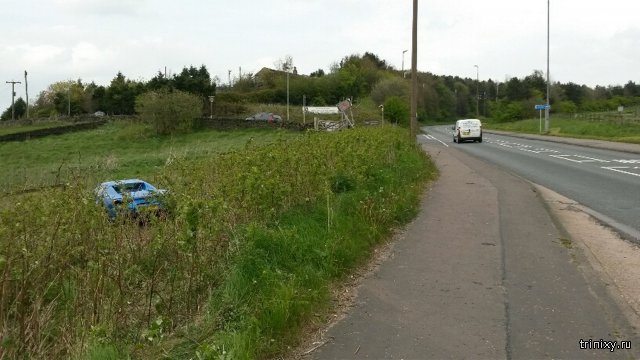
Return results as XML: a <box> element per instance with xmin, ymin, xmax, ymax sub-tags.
<box><xmin>535</xmin><ymin>105</ymin><xmax>550</xmax><ymax>133</ymax></box>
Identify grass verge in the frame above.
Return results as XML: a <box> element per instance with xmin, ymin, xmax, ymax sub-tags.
<box><xmin>484</xmin><ymin>116</ymin><xmax>640</xmax><ymax>144</ymax></box>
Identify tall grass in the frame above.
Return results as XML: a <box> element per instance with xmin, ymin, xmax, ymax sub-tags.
<box><xmin>0</xmin><ymin>126</ymin><xmax>436</xmax><ymax>359</ymax></box>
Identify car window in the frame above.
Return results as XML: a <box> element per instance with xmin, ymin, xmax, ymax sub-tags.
<box><xmin>113</xmin><ymin>182</ymin><xmax>145</xmax><ymax>194</ymax></box>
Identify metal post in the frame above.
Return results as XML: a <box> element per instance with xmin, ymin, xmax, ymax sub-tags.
<box><xmin>409</xmin><ymin>0</ymin><xmax>418</xmax><ymax>139</ymax></box>
<box><xmin>544</xmin><ymin>0</ymin><xmax>550</xmax><ymax>132</ymax></box>
<box><xmin>402</xmin><ymin>49</ymin><xmax>408</xmax><ymax>77</ymax></box>
<box><xmin>24</xmin><ymin>71</ymin><xmax>29</xmax><ymax>119</ymax></box>
<box><xmin>474</xmin><ymin>65</ymin><xmax>479</xmax><ymax>117</ymax></box>
<box><xmin>208</xmin><ymin>96</ymin><xmax>215</xmax><ymax>119</ymax></box>
<box><xmin>286</xmin><ymin>70</ymin><xmax>290</xmax><ymax>122</ymax></box>
<box><xmin>303</xmin><ymin>94</ymin><xmax>306</xmax><ymax>124</ymax></box>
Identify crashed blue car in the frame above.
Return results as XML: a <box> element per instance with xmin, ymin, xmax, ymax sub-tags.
<box><xmin>95</xmin><ymin>179</ymin><xmax>167</xmax><ymax>220</ymax></box>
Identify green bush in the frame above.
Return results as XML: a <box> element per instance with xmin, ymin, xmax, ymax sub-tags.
<box><xmin>384</xmin><ymin>96</ymin><xmax>410</xmax><ymax>125</ymax></box>
<box><xmin>135</xmin><ymin>89</ymin><xmax>201</xmax><ymax>135</ymax></box>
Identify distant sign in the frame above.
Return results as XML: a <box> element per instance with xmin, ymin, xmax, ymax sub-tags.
<box><xmin>304</xmin><ymin>106</ymin><xmax>339</xmax><ymax>115</ymax></box>
<box><xmin>534</xmin><ymin>104</ymin><xmax>551</xmax><ymax>110</ymax></box>
<box><xmin>337</xmin><ymin>99</ymin><xmax>352</xmax><ymax>112</ymax></box>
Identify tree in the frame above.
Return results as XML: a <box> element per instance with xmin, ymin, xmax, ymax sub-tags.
<box><xmin>173</xmin><ymin>65</ymin><xmax>216</xmax><ymax>97</ymax></box>
<box><xmin>105</xmin><ymin>72</ymin><xmax>144</xmax><ymax>115</ymax></box>
<box><xmin>384</xmin><ymin>96</ymin><xmax>409</xmax><ymax>125</ymax></box>
<box><xmin>135</xmin><ymin>89</ymin><xmax>201</xmax><ymax>135</ymax></box>
<box><xmin>523</xmin><ymin>70</ymin><xmax>546</xmax><ymax>95</ymax></box>
<box><xmin>370</xmin><ymin>77</ymin><xmax>410</xmax><ymax>105</ymax></box>
<box><xmin>560</xmin><ymin>82</ymin><xmax>585</xmax><ymax>105</ymax></box>
<box><xmin>504</xmin><ymin>77</ymin><xmax>530</xmax><ymax>101</ymax></box>
<box><xmin>310</xmin><ymin>69</ymin><xmax>325</xmax><ymax>78</ymax></box>
<box><xmin>1</xmin><ymin>97</ymin><xmax>27</xmax><ymax>120</ymax></box>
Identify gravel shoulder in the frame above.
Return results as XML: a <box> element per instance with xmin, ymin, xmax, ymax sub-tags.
<box><xmin>536</xmin><ymin>184</ymin><xmax>640</xmax><ymax>332</ymax></box>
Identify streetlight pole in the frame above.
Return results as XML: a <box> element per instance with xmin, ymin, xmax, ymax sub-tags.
<box><xmin>474</xmin><ymin>65</ymin><xmax>479</xmax><ymax>117</ymax></box>
<box><xmin>402</xmin><ymin>49</ymin><xmax>408</xmax><ymax>77</ymax></box>
<box><xmin>24</xmin><ymin>71</ymin><xmax>29</xmax><ymax>119</ymax></box>
<box><xmin>286</xmin><ymin>69</ymin><xmax>290</xmax><ymax>122</ymax></box>
<box><xmin>409</xmin><ymin>0</ymin><xmax>418</xmax><ymax>139</ymax></box>
<box><xmin>544</xmin><ymin>0</ymin><xmax>551</xmax><ymax>132</ymax></box>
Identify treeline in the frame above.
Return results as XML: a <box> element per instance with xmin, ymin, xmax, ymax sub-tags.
<box><xmin>3</xmin><ymin>52</ymin><xmax>640</xmax><ymax>122</ymax></box>
<box><xmin>1</xmin><ymin>65</ymin><xmax>215</xmax><ymax>120</ymax></box>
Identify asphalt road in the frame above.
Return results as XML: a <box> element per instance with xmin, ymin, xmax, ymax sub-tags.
<box><xmin>309</xmin><ymin>141</ymin><xmax>640</xmax><ymax>359</ymax></box>
<box><xmin>423</xmin><ymin>125</ymin><xmax>640</xmax><ymax>242</ymax></box>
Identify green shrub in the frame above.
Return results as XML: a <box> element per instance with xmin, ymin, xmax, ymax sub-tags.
<box><xmin>135</xmin><ymin>89</ymin><xmax>201</xmax><ymax>135</ymax></box>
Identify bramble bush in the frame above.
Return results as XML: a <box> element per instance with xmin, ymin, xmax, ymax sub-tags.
<box><xmin>0</xmin><ymin>126</ymin><xmax>436</xmax><ymax>359</ymax></box>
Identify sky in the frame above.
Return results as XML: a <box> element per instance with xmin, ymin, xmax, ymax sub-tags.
<box><xmin>1</xmin><ymin>0</ymin><xmax>639</xmax><ymax>112</ymax></box>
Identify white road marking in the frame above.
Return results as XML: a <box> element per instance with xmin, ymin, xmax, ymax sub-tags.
<box><xmin>549</xmin><ymin>154</ymin><xmax>610</xmax><ymax>163</ymax></box>
<box><xmin>422</xmin><ymin>134</ymin><xmax>449</xmax><ymax>147</ymax></box>
<box><xmin>442</xmin><ymin>131</ymin><xmax>640</xmax><ymax>179</ymax></box>
<box><xmin>602</xmin><ymin>166</ymin><xmax>640</xmax><ymax>177</ymax></box>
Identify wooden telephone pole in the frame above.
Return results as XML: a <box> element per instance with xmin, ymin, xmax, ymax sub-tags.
<box><xmin>6</xmin><ymin>80</ymin><xmax>22</xmax><ymax>120</ymax></box>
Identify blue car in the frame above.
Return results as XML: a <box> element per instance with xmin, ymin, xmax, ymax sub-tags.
<box><xmin>95</xmin><ymin>179</ymin><xmax>167</xmax><ymax>220</ymax></box>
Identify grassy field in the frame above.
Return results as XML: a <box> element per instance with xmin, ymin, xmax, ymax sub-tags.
<box><xmin>0</xmin><ymin>120</ymin><xmax>300</xmax><ymax>194</ymax></box>
<box><xmin>484</xmin><ymin>114</ymin><xmax>640</xmax><ymax>144</ymax></box>
<box><xmin>0</xmin><ymin>120</ymin><xmax>69</xmax><ymax>136</ymax></box>
<box><xmin>0</xmin><ymin>122</ymin><xmax>436</xmax><ymax>359</ymax></box>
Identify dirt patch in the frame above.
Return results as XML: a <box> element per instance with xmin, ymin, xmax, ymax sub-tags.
<box><xmin>535</xmin><ymin>185</ymin><xmax>640</xmax><ymax>330</ymax></box>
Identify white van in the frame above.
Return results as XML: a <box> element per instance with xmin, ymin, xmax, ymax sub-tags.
<box><xmin>452</xmin><ymin>119</ymin><xmax>482</xmax><ymax>143</ymax></box>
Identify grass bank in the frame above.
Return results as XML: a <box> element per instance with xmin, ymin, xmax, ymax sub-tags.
<box><xmin>0</xmin><ymin>120</ymin><xmax>69</xmax><ymax>136</ymax></box>
<box><xmin>0</xmin><ymin>126</ymin><xmax>437</xmax><ymax>359</ymax></box>
<box><xmin>484</xmin><ymin>115</ymin><xmax>640</xmax><ymax>144</ymax></box>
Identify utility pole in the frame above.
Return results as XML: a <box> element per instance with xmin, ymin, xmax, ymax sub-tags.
<box><xmin>544</xmin><ymin>0</ymin><xmax>551</xmax><ymax>132</ymax></box>
<box><xmin>474</xmin><ymin>65</ymin><xmax>479</xmax><ymax>117</ymax></box>
<box><xmin>24</xmin><ymin>71</ymin><xmax>29</xmax><ymax>118</ymax></box>
<box><xmin>228</xmin><ymin>70</ymin><xmax>232</xmax><ymax>87</ymax></box>
<box><xmin>409</xmin><ymin>0</ymin><xmax>418</xmax><ymax>139</ymax></box>
<box><xmin>6</xmin><ymin>80</ymin><xmax>22</xmax><ymax>120</ymax></box>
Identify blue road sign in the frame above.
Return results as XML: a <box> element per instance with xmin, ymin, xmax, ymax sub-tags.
<box><xmin>535</xmin><ymin>104</ymin><xmax>551</xmax><ymax>110</ymax></box>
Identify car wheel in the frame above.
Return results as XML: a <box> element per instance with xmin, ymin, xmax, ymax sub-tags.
<box><xmin>478</xmin><ymin>137</ymin><xmax>483</xmax><ymax>143</ymax></box>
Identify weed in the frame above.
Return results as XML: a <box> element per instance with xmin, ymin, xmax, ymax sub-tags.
<box><xmin>0</xmin><ymin>125</ymin><xmax>436</xmax><ymax>359</ymax></box>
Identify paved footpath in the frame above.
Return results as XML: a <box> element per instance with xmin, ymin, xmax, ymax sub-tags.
<box><xmin>310</xmin><ymin>142</ymin><xmax>640</xmax><ymax>359</ymax></box>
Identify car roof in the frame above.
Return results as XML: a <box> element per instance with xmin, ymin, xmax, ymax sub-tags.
<box><xmin>101</xmin><ymin>179</ymin><xmax>147</xmax><ymax>187</ymax></box>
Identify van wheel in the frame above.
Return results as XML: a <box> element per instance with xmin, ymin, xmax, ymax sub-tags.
<box><xmin>457</xmin><ymin>135</ymin><xmax>462</xmax><ymax>143</ymax></box>
<box><xmin>478</xmin><ymin>137</ymin><xmax>483</xmax><ymax>143</ymax></box>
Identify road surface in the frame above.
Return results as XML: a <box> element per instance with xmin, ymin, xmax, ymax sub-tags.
<box><xmin>304</xmin><ymin>139</ymin><xmax>640</xmax><ymax>359</ymax></box>
<box><xmin>423</xmin><ymin>125</ymin><xmax>640</xmax><ymax>242</ymax></box>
